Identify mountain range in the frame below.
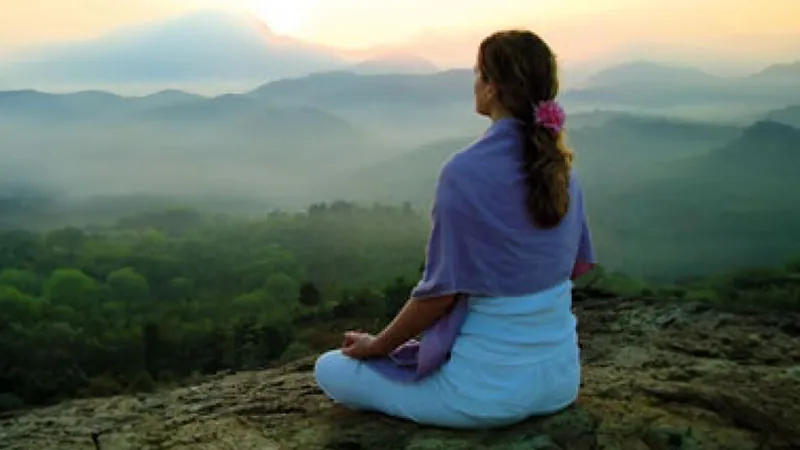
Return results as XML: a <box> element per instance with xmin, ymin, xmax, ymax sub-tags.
<box><xmin>750</xmin><ymin>61</ymin><xmax>800</xmax><ymax>82</ymax></box>
<box><xmin>2</xmin><ymin>56</ymin><xmax>799</xmax><ymax>134</ymax></box>
<box><xmin>584</xmin><ymin>61</ymin><xmax>720</xmax><ymax>87</ymax></box>
<box><xmin>563</xmin><ymin>61</ymin><xmax>800</xmax><ymax>113</ymax></box>
<box><xmin>767</xmin><ymin>105</ymin><xmax>800</xmax><ymax>128</ymax></box>
<box><xmin>600</xmin><ymin>120</ymin><xmax>800</xmax><ymax>278</ymax></box>
<box><xmin>0</xmin><ymin>10</ymin><xmax>439</xmax><ymax>94</ymax></box>
<box><xmin>315</xmin><ymin>117</ymin><xmax>800</xmax><ymax>279</ymax></box>
<box><xmin>0</xmin><ymin>12</ymin><xmax>335</xmax><ymax>85</ymax></box>
<box><xmin>1</xmin><ymin>60</ymin><xmax>799</xmax><ymax>279</ymax></box>
<box><xmin>2</xmin><ymin>8</ymin><xmax>798</xmax><ymax>97</ymax></box>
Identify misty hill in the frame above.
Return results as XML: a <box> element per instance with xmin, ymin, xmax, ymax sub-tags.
<box><xmin>601</xmin><ymin>121</ymin><xmax>800</xmax><ymax>278</ymax></box>
<box><xmin>569</xmin><ymin>116</ymin><xmax>741</xmax><ymax>184</ymax></box>
<box><xmin>702</xmin><ymin>120</ymin><xmax>800</xmax><ymax>173</ymax></box>
<box><xmin>315</xmin><ymin>118</ymin><xmax>800</xmax><ymax>279</ymax></box>
<box><xmin>248</xmin><ymin>69</ymin><xmax>482</xmax><ymax>143</ymax></box>
<box><xmin>311</xmin><ymin>136</ymin><xmax>476</xmax><ymax>206</ymax></box>
<box><xmin>0</xmin><ymin>88</ymin><xmax>380</xmax><ymax>198</ymax></box>
<box><xmin>141</xmin><ymin>94</ymin><xmax>264</xmax><ymax>121</ymax></box>
<box><xmin>0</xmin><ymin>90</ymin><xmax>131</xmax><ymax>121</ymax></box>
<box><xmin>319</xmin><ymin>116</ymin><xmax>743</xmax><ymax>205</ymax></box>
<box><xmin>242</xmin><ymin>60</ymin><xmax>799</xmax><ymax>111</ymax></box>
<box><xmin>5</xmin><ymin>58</ymin><xmax>797</xmax><ymax>141</ymax></box>
<box><xmin>0</xmin><ymin>88</ymin><xmax>353</xmax><ymax>130</ymax></box>
<box><xmin>766</xmin><ymin>104</ymin><xmax>800</xmax><ymax>128</ymax></box>
<box><xmin>234</xmin><ymin>61</ymin><xmax>800</xmax><ymax>125</ymax></box>
<box><xmin>0</xmin><ymin>69</ymin><xmax>480</xmax><ymax>146</ymax></box>
<box><xmin>750</xmin><ymin>61</ymin><xmax>800</xmax><ymax>83</ymax></box>
<box><xmin>249</xmin><ymin>69</ymin><xmax>470</xmax><ymax>107</ymax></box>
<box><xmin>2</xmin><ymin>64</ymin><xmax>799</xmax><ymax>279</ymax></box>
<box><xmin>0</xmin><ymin>69</ymin><xmax>473</xmax><ymax>122</ymax></box>
<box><xmin>0</xmin><ymin>10</ymin><xmax>344</xmax><ymax>87</ymax></box>
<box><xmin>622</xmin><ymin>120</ymin><xmax>800</xmax><ymax>209</ymax></box>
<box><xmin>0</xmin><ymin>88</ymin><xmax>206</xmax><ymax>122</ymax></box>
<box><xmin>565</xmin><ymin>110</ymin><xmax>641</xmax><ymax>128</ymax></box>
<box><xmin>350</xmin><ymin>53</ymin><xmax>439</xmax><ymax>75</ymax></box>
<box><xmin>586</xmin><ymin>61</ymin><xmax>718</xmax><ymax>86</ymax></box>
<box><xmin>566</xmin><ymin>60</ymin><xmax>800</xmax><ymax>109</ymax></box>
<box><xmin>135</xmin><ymin>90</ymin><xmax>207</xmax><ymax>109</ymax></box>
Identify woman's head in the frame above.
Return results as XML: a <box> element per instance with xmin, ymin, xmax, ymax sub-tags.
<box><xmin>474</xmin><ymin>30</ymin><xmax>558</xmax><ymax>119</ymax></box>
<box><xmin>474</xmin><ymin>30</ymin><xmax>573</xmax><ymax>229</ymax></box>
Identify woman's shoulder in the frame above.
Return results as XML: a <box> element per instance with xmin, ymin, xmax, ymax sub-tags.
<box><xmin>438</xmin><ymin>138</ymin><xmax>480</xmax><ymax>177</ymax></box>
<box><xmin>442</xmin><ymin>125</ymin><xmax>520</xmax><ymax>173</ymax></box>
<box><xmin>569</xmin><ymin>168</ymin><xmax>585</xmax><ymax>193</ymax></box>
<box><xmin>438</xmin><ymin>145</ymin><xmax>485</xmax><ymax>186</ymax></box>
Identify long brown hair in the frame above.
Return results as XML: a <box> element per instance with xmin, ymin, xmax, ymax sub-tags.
<box><xmin>478</xmin><ymin>30</ymin><xmax>573</xmax><ymax>228</ymax></box>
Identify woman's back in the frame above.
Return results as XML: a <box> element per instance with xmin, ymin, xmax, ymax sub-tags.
<box><xmin>433</xmin><ymin>117</ymin><xmax>591</xmax><ymax>297</ymax></box>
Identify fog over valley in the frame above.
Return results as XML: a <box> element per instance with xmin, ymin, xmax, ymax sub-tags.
<box><xmin>3</xmin><ymin>5</ymin><xmax>800</xmax><ymax>438</ymax></box>
<box><xmin>2</xmin><ymin>10</ymin><xmax>800</xmax><ymax>280</ymax></box>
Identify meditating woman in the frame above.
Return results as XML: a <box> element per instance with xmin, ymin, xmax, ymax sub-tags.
<box><xmin>314</xmin><ymin>29</ymin><xmax>595</xmax><ymax>429</ymax></box>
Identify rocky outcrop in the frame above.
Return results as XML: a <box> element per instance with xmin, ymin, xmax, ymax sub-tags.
<box><xmin>1</xmin><ymin>296</ymin><xmax>799</xmax><ymax>450</ymax></box>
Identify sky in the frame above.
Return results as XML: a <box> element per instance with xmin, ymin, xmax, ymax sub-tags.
<box><xmin>1</xmin><ymin>0</ymin><xmax>799</xmax><ymax>70</ymax></box>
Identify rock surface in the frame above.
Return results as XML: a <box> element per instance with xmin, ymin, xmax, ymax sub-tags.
<box><xmin>1</xmin><ymin>296</ymin><xmax>799</xmax><ymax>450</ymax></box>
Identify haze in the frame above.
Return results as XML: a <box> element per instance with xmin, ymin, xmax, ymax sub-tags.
<box><xmin>2</xmin><ymin>0</ymin><xmax>799</xmax><ymax>72</ymax></box>
<box><xmin>2</xmin><ymin>0</ymin><xmax>800</xmax><ymax>424</ymax></box>
<box><xmin>1</xmin><ymin>0</ymin><xmax>800</xmax><ymax>279</ymax></box>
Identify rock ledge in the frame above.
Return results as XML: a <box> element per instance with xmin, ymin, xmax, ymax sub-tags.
<box><xmin>1</xmin><ymin>297</ymin><xmax>799</xmax><ymax>450</ymax></box>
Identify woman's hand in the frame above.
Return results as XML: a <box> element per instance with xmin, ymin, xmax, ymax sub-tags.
<box><xmin>341</xmin><ymin>331</ymin><xmax>385</xmax><ymax>360</ymax></box>
<box><xmin>340</xmin><ymin>295</ymin><xmax>457</xmax><ymax>361</ymax></box>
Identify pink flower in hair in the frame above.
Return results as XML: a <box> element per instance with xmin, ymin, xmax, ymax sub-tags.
<box><xmin>534</xmin><ymin>100</ymin><xmax>566</xmax><ymax>135</ymax></box>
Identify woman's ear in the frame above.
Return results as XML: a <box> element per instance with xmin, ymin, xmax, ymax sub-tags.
<box><xmin>484</xmin><ymin>83</ymin><xmax>499</xmax><ymax>104</ymax></box>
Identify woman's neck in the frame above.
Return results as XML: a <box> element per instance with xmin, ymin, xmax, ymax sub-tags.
<box><xmin>489</xmin><ymin>106</ymin><xmax>514</xmax><ymax>123</ymax></box>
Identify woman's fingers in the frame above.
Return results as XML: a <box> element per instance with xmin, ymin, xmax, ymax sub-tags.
<box><xmin>342</xmin><ymin>330</ymin><xmax>364</xmax><ymax>348</ymax></box>
<box><xmin>341</xmin><ymin>342</ymin><xmax>360</xmax><ymax>358</ymax></box>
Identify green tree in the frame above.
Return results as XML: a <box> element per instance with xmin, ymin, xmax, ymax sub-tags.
<box><xmin>107</xmin><ymin>267</ymin><xmax>150</xmax><ymax>303</ymax></box>
<box><xmin>299</xmin><ymin>281</ymin><xmax>321</xmax><ymax>307</ymax></box>
<box><xmin>0</xmin><ymin>269</ymin><xmax>40</xmax><ymax>295</ymax></box>
<box><xmin>265</xmin><ymin>273</ymin><xmax>300</xmax><ymax>303</ymax></box>
<box><xmin>0</xmin><ymin>230</ymin><xmax>41</xmax><ymax>269</ymax></box>
<box><xmin>142</xmin><ymin>322</ymin><xmax>161</xmax><ymax>378</ymax></box>
<box><xmin>0</xmin><ymin>286</ymin><xmax>40</xmax><ymax>325</ymax></box>
<box><xmin>43</xmin><ymin>269</ymin><xmax>99</xmax><ymax>309</ymax></box>
<box><xmin>167</xmin><ymin>277</ymin><xmax>194</xmax><ymax>301</ymax></box>
<box><xmin>333</xmin><ymin>287</ymin><xmax>385</xmax><ymax>320</ymax></box>
<box><xmin>44</xmin><ymin>227</ymin><xmax>86</xmax><ymax>256</ymax></box>
<box><xmin>129</xmin><ymin>370</ymin><xmax>156</xmax><ymax>393</ymax></box>
<box><xmin>0</xmin><ymin>203</ymin><xmax>442</xmax><ymax>406</ymax></box>
<box><xmin>382</xmin><ymin>277</ymin><xmax>414</xmax><ymax>319</ymax></box>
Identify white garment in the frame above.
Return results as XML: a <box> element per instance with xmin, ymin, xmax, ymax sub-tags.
<box><xmin>315</xmin><ymin>279</ymin><xmax>581</xmax><ymax>429</ymax></box>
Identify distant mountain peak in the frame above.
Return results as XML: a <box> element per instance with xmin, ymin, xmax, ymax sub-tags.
<box><xmin>751</xmin><ymin>61</ymin><xmax>800</xmax><ymax>79</ymax></box>
<box><xmin>765</xmin><ymin>104</ymin><xmax>800</xmax><ymax>128</ymax></box>
<box><xmin>587</xmin><ymin>61</ymin><xmax>717</xmax><ymax>86</ymax></box>
<box><xmin>132</xmin><ymin>8</ymin><xmax>275</xmax><ymax>36</ymax></box>
<box><xmin>350</xmin><ymin>53</ymin><xmax>439</xmax><ymax>75</ymax></box>
<box><xmin>0</xmin><ymin>89</ymin><xmax>41</xmax><ymax>98</ymax></box>
<box><xmin>0</xmin><ymin>9</ymin><xmax>344</xmax><ymax>89</ymax></box>
<box><xmin>141</xmin><ymin>89</ymin><xmax>199</xmax><ymax>97</ymax></box>
<box><xmin>741</xmin><ymin>120</ymin><xmax>799</xmax><ymax>139</ymax></box>
<box><xmin>612</xmin><ymin>61</ymin><xmax>682</xmax><ymax>70</ymax></box>
<box><xmin>717</xmin><ymin>120</ymin><xmax>800</xmax><ymax>161</ymax></box>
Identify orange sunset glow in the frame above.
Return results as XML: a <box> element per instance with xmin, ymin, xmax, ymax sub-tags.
<box><xmin>2</xmin><ymin>0</ymin><xmax>799</xmax><ymax>69</ymax></box>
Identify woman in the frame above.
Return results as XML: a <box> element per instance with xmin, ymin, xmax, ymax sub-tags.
<box><xmin>314</xmin><ymin>29</ymin><xmax>595</xmax><ymax>429</ymax></box>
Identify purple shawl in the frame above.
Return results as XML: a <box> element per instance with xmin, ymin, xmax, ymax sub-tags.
<box><xmin>366</xmin><ymin>118</ymin><xmax>596</xmax><ymax>383</ymax></box>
